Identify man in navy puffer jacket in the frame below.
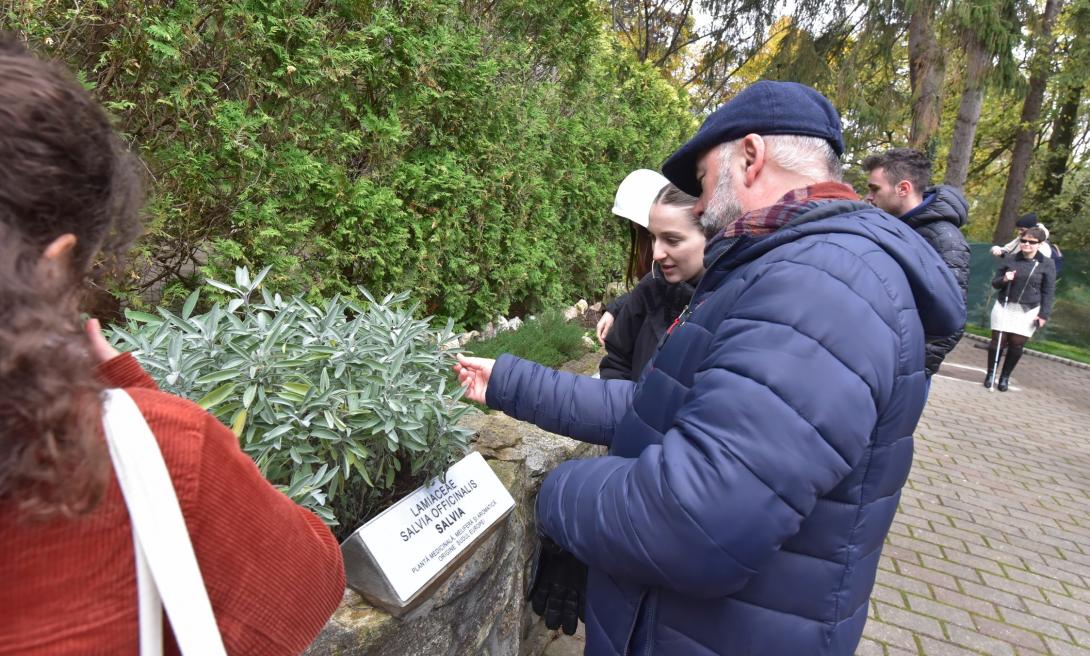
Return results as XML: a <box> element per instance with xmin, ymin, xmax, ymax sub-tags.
<box><xmin>456</xmin><ymin>81</ymin><xmax>965</xmax><ymax>655</ymax></box>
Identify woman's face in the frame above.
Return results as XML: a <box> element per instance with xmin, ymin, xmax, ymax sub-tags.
<box><xmin>1019</xmin><ymin>231</ymin><xmax>1041</xmax><ymax>258</ymax></box>
<box><xmin>648</xmin><ymin>202</ymin><xmax>706</xmax><ymax>284</ymax></box>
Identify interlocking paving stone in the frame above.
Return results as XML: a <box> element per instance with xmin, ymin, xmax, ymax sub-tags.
<box><xmin>1040</xmin><ymin>591</ymin><xmax>1090</xmax><ymax>625</ymax></box>
<box><xmin>997</xmin><ymin>606</ymin><xmax>1071</xmax><ymax>641</ymax></box>
<box><xmin>1068</xmin><ymin>625</ymin><xmax>1090</xmax><ymax>647</ymax></box>
<box><xmin>904</xmin><ymin>593</ymin><xmax>974</xmax><ymax>629</ymax></box>
<box><xmin>874</xmin><ymin>584</ymin><xmax>909</xmax><ymax>608</ymax></box>
<box><xmin>875</xmin><ymin>602</ymin><xmax>947</xmax><ymax>639</ymax></box>
<box><xmin>1043</xmin><ymin>638</ymin><xmax>1090</xmax><ymax>656</ymax></box>
<box><xmin>932</xmin><ymin>586</ymin><xmax>1001</xmax><ymax>620</ymax></box>
<box><xmin>945</xmin><ymin>623</ymin><xmax>1019</xmax><ymax>656</ymax></box>
<box><xmin>980</xmin><ymin>571</ymin><xmax>1050</xmax><ymax>602</ymax></box>
<box><xmin>897</xmin><ymin>560</ymin><xmax>961</xmax><ymax>590</ymax></box>
<box><xmin>866</xmin><ymin>618</ymin><xmax>922</xmax><ymax>651</ymax></box>
<box><xmin>856</xmin><ymin>638</ymin><xmax>886</xmax><ymax>656</ymax></box>
<box><xmin>917</xmin><ymin>636</ymin><xmax>983</xmax><ymax>655</ymax></box>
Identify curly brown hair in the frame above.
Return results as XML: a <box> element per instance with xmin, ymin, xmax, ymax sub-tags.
<box><xmin>0</xmin><ymin>34</ymin><xmax>144</xmax><ymax>519</ymax></box>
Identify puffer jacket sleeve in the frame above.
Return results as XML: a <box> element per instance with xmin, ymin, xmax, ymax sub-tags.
<box><xmin>933</xmin><ymin>222</ymin><xmax>970</xmax><ymax>303</ymax></box>
<box><xmin>1039</xmin><ymin>257</ymin><xmax>1056</xmax><ymax>318</ymax></box>
<box><xmin>925</xmin><ymin>330</ymin><xmax>962</xmax><ymax>376</ymax></box>
<box><xmin>486</xmin><ymin>354</ymin><xmax>635</xmax><ymax>445</ymax></box>
<box><xmin>535</xmin><ymin>253</ymin><xmax>898</xmax><ymax>598</ymax></box>
<box><xmin>923</xmin><ymin>222</ymin><xmax>970</xmax><ymax>375</ymax></box>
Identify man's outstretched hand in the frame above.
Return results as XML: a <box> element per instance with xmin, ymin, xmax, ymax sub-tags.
<box><xmin>454</xmin><ymin>355</ymin><xmax>495</xmax><ymax>404</ymax></box>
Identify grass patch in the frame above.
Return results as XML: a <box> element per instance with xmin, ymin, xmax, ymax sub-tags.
<box><xmin>965</xmin><ymin>323</ymin><xmax>1090</xmax><ymax>365</ymax></box>
<box><xmin>963</xmin><ymin>324</ymin><xmax>990</xmax><ymax>338</ymax></box>
<box><xmin>462</xmin><ymin>310</ymin><xmax>590</xmax><ymax>367</ymax></box>
<box><xmin>451</xmin><ymin>310</ymin><xmax>594</xmax><ymax>412</ymax></box>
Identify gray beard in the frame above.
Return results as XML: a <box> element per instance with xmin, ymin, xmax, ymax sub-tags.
<box><xmin>701</xmin><ymin>171</ymin><xmax>744</xmax><ymax>237</ymax></box>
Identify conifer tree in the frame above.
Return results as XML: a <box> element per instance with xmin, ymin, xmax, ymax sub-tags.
<box><xmin>994</xmin><ymin>0</ymin><xmax>1065</xmax><ymax>243</ymax></box>
<box><xmin>944</xmin><ymin>0</ymin><xmax>1021</xmax><ymax>190</ymax></box>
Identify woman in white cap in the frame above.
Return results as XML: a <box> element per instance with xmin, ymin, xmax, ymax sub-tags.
<box><xmin>595</xmin><ymin>169</ymin><xmax>658</xmax><ymax>344</ymax></box>
<box><xmin>598</xmin><ymin>170</ymin><xmax>707</xmax><ymax>381</ymax></box>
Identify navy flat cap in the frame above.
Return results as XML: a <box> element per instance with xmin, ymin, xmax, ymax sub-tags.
<box><xmin>661</xmin><ymin>81</ymin><xmax>844</xmax><ymax>197</ymax></box>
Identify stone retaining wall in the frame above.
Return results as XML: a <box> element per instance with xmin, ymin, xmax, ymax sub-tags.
<box><xmin>304</xmin><ymin>409</ymin><xmax>602</xmax><ymax>656</ymax></box>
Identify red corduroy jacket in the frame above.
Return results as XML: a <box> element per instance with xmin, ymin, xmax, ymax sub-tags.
<box><xmin>0</xmin><ymin>354</ymin><xmax>346</xmax><ymax>654</ymax></box>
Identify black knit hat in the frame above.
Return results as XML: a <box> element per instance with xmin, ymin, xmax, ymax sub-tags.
<box><xmin>1016</xmin><ymin>213</ymin><xmax>1039</xmax><ymax>229</ymax></box>
<box><xmin>661</xmin><ymin>81</ymin><xmax>844</xmax><ymax>197</ymax></box>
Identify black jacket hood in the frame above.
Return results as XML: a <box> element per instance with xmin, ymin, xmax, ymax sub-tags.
<box><xmin>900</xmin><ymin>185</ymin><xmax>968</xmax><ymax>229</ymax></box>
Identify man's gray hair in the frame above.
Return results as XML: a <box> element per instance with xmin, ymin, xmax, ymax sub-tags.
<box><xmin>700</xmin><ymin>135</ymin><xmax>842</xmax><ymax>236</ymax></box>
<box><xmin>763</xmin><ymin>135</ymin><xmax>843</xmax><ymax>182</ymax></box>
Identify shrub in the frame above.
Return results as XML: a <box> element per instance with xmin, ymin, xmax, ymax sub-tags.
<box><xmin>465</xmin><ymin>311</ymin><xmax>590</xmax><ymax>368</ymax></box>
<box><xmin>110</xmin><ymin>266</ymin><xmax>474</xmax><ymax>532</ymax></box>
<box><xmin>10</xmin><ymin>0</ymin><xmax>693</xmax><ymax>327</ymax></box>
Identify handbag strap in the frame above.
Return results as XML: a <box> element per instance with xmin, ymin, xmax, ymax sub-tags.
<box><xmin>102</xmin><ymin>389</ymin><xmax>227</xmax><ymax>656</ymax></box>
<box><xmin>132</xmin><ymin>517</ymin><xmax>161</xmax><ymax>656</ymax></box>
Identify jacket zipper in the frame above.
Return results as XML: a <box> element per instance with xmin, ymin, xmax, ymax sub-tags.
<box><xmin>623</xmin><ymin>591</ymin><xmax>658</xmax><ymax>656</ymax></box>
<box><xmin>623</xmin><ymin>591</ymin><xmax>648</xmax><ymax>656</ymax></box>
<box><xmin>645</xmin><ymin>592</ymin><xmax>658</xmax><ymax>656</ymax></box>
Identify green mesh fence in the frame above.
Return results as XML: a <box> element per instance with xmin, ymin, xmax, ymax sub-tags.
<box><xmin>967</xmin><ymin>242</ymin><xmax>1090</xmax><ymax>348</ymax></box>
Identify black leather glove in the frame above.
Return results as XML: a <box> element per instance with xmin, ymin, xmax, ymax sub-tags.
<box><xmin>527</xmin><ymin>535</ymin><xmax>587</xmax><ymax>635</ymax></box>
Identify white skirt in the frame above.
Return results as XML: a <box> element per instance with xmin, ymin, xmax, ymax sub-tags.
<box><xmin>990</xmin><ymin>301</ymin><xmax>1040</xmax><ymax>337</ymax></box>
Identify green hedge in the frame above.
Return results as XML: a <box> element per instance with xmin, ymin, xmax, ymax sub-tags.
<box><xmin>9</xmin><ymin>0</ymin><xmax>693</xmax><ymax>327</ymax></box>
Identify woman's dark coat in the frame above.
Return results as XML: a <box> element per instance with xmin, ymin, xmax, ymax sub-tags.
<box><xmin>599</xmin><ymin>272</ymin><xmax>695</xmax><ymax>381</ymax></box>
<box><xmin>992</xmin><ymin>251</ymin><xmax>1056</xmax><ymax>318</ymax></box>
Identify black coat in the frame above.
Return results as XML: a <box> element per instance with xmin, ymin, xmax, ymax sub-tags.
<box><xmin>599</xmin><ymin>271</ymin><xmax>695</xmax><ymax>381</ymax></box>
<box><xmin>900</xmin><ymin>185</ymin><xmax>971</xmax><ymax>375</ymax></box>
<box><xmin>992</xmin><ymin>251</ymin><xmax>1056</xmax><ymax>318</ymax></box>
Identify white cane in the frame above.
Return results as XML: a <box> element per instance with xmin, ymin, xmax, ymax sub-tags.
<box><xmin>989</xmin><ymin>287</ymin><xmax>1008</xmax><ymax>392</ymax></box>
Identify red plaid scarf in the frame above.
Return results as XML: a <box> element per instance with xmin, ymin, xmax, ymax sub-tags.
<box><xmin>722</xmin><ymin>182</ymin><xmax>860</xmax><ymax>239</ymax></box>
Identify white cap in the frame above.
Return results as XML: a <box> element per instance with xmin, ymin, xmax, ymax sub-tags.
<box><xmin>611</xmin><ymin>169</ymin><xmax>670</xmax><ymax>228</ymax></box>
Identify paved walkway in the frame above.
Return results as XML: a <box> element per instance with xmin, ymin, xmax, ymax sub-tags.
<box><xmin>860</xmin><ymin>340</ymin><xmax>1090</xmax><ymax>656</ymax></box>
<box><xmin>542</xmin><ymin>341</ymin><xmax>1090</xmax><ymax>655</ymax></box>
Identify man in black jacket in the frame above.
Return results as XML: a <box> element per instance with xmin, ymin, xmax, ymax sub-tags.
<box><xmin>864</xmin><ymin>148</ymin><xmax>970</xmax><ymax>376</ymax></box>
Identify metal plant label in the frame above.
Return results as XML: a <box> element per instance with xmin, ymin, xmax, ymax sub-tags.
<box><xmin>341</xmin><ymin>451</ymin><xmax>516</xmax><ymax>610</ymax></box>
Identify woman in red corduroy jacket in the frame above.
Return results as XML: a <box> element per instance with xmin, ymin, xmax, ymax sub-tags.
<box><xmin>0</xmin><ymin>35</ymin><xmax>345</xmax><ymax>654</ymax></box>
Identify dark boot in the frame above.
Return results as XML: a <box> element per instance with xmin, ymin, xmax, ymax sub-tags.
<box><xmin>998</xmin><ymin>344</ymin><xmax>1024</xmax><ymax>392</ymax></box>
<box><xmin>984</xmin><ymin>344</ymin><xmax>998</xmax><ymax>388</ymax></box>
<box><xmin>998</xmin><ymin>344</ymin><xmax>1020</xmax><ymax>390</ymax></box>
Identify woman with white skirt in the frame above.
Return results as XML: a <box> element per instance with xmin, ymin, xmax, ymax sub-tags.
<box><xmin>986</xmin><ymin>226</ymin><xmax>1056</xmax><ymax>390</ymax></box>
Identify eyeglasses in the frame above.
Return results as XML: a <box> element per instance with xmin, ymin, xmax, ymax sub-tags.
<box><xmin>1019</xmin><ymin>239</ymin><xmax>1040</xmax><ymax>245</ymax></box>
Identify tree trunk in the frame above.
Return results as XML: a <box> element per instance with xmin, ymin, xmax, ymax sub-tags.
<box><xmin>1036</xmin><ymin>83</ymin><xmax>1083</xmax><ymax>201</ymax></box>
<box><xmin>993</xmin><ymin>0</ymin><xmax>1064</xmax><ymax>244</ymax></box>
<box><xmin>908</xmin><ymin>0</ymin><xmax>945</xmax><ymax>153</ymax></box>
<box><xmin>944</xmin><ymin>31</ymin><xmax>992</xmax><ymax>189</ymax></box>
